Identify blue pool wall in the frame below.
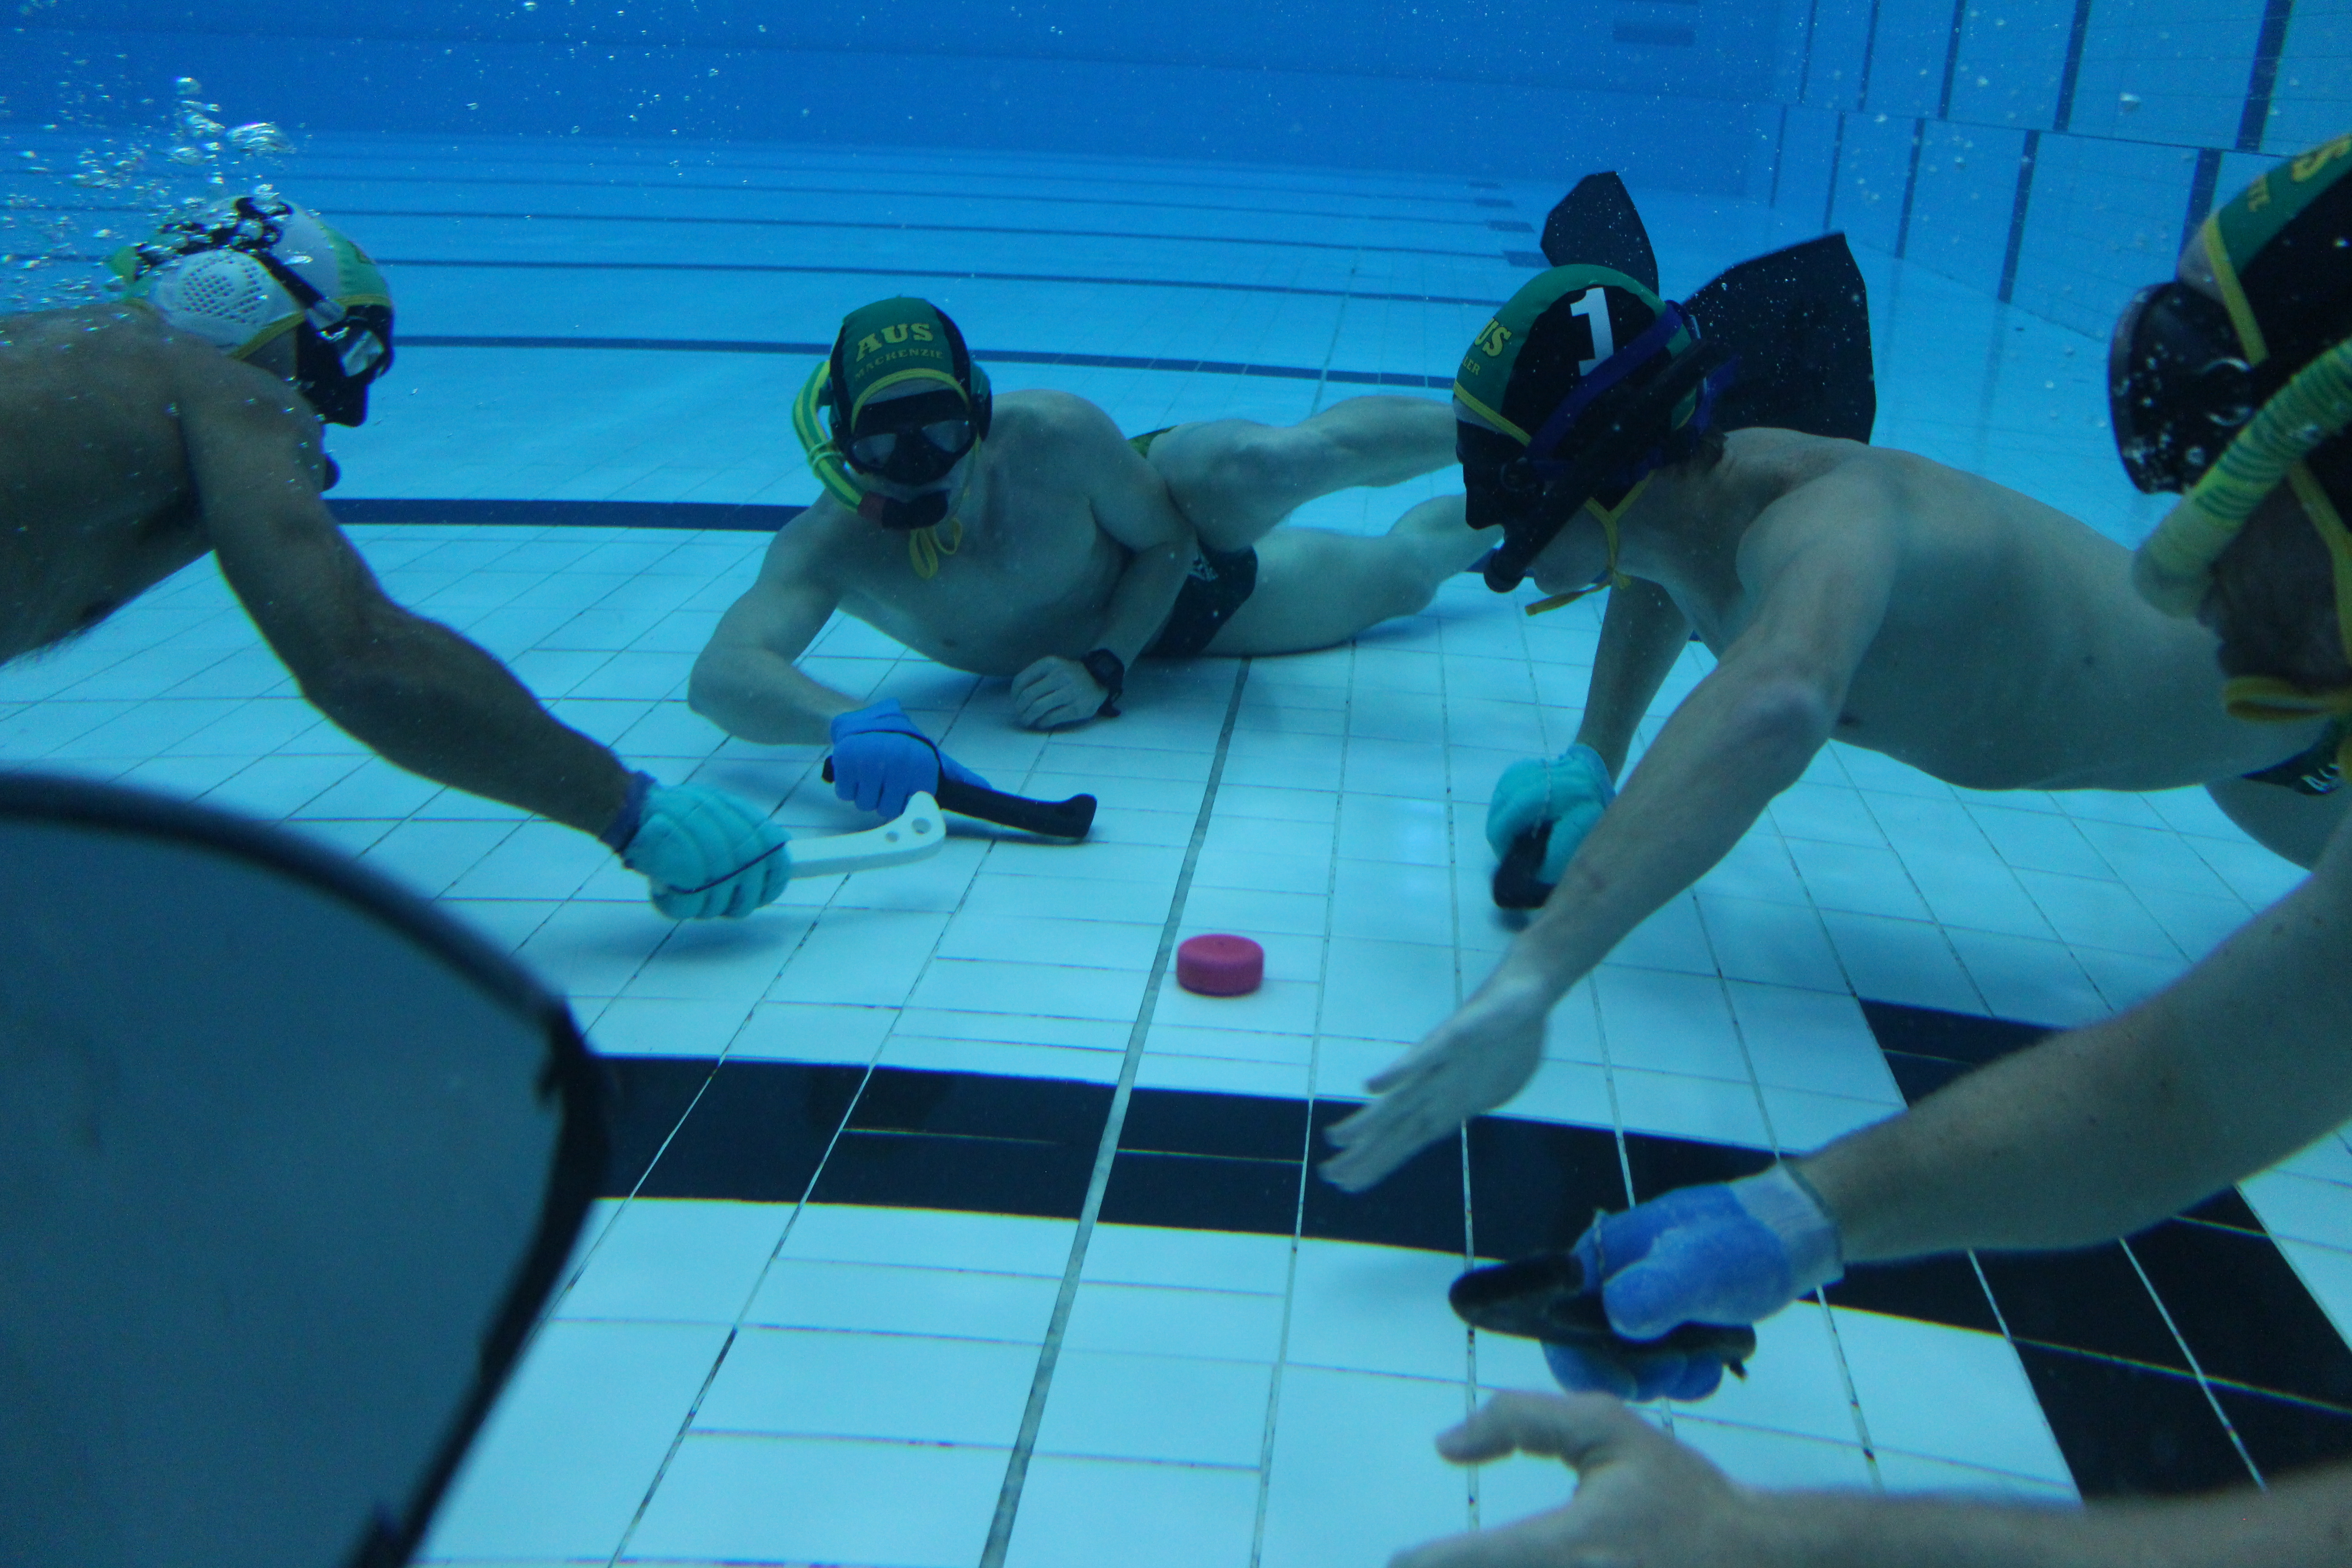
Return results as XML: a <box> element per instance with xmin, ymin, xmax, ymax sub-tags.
<box><xmin>9</xmin><ymin>0</ymin><xmax>2347</xmax><ymax>334</ymax></box>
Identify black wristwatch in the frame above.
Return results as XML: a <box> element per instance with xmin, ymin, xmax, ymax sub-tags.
<box><xmin>1081</xmin><ymin>648</ymin><xmax>1126</xmax><ymax>718</ymax></box>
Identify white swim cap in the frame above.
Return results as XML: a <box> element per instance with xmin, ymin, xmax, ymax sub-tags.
<box><xmin>140</xmin><ymin>246</ymin><xmax>293</xmax><ymax>355</ymax></box>
<box><xmin>112</xmin><ymin>193</ymin><xmax>395</xmax><ymax>425</ymax></box>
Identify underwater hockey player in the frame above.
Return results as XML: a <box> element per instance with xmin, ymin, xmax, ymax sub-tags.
<box><xmin>1325</xmin><ymin>169</ymin><xmax>2352</xmax><ymax>1193</ymax></box>
<box><xmin>1384</xmin><ymin>140</ymin><xmax>2352</xmax><ymax>1568</ymax></box>
<box><xmin>688</xmin><ymin>296</ymin><xmax>1490</xmax><ymax>818</ymax></box>
<box><xmin>0</xmin><ymin>191</ymin><xmax>789</xmax><ymax>918</ymax></box>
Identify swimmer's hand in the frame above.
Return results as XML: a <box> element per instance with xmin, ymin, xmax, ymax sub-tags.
<box><xmin>1321</xmin><ymin>973</ymin><xmax>1549</xmax><ymax>1191</ymax></box>
<box><xmin>1010</xmin><ymin>656</ymin><xmax>1111</xmax><ymax>730</ymax></box>
<box><xmin>1544</xmin><ymin>1167</ymin><xmax>1843</xmax><ymax>1402</ymax></box>
<box><xmin>1390</xmin><ymin>1393</ymin><xmax>1770</xmax><ymax>1568</ymax></box>
<box><xmin>1487</xmin><ymin>744</ymin><xmax>1614</xmax><ymax>894</ymax></box>
<box><xmin>829</xmin><ymin>699</ymin><xmax>990</xmax><ymax>817</ymax></box>
<box><xmin>602</xmin><ymin>773</ymin><xmax>792</xmax><ymax>920</ymax></box>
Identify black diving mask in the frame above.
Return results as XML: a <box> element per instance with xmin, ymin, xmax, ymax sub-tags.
<box><xmin>844</xmin><ymin>388</ymin><xmax>979</xmax><ymax>488</ymax></box>
<box><xmin>2110</xmin><ymin>281</ymin><xmax>2259</xmax><ymax>494</ymax></box>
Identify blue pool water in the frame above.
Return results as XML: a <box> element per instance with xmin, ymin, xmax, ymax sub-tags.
<box><xmin>5</xmin><ymin>5</ymin><xmax>2352</xmax><ymax>1562</ymax></box>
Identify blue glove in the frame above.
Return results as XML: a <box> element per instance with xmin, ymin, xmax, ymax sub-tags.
<box><xmin>1545</xmin><ymin>1166</ymin><xmax>1844</xmax><ymax>1402</ymax></box>
<box><xmin>828</xmin><ymin>699</ymin><xmax>990</xmax><ymax>818</ymax></box>
<box><xmin>602</xmin><ymin>773</ymin><xmax>792</xmax><ymax>919</ymax></box>
<box><xmin>1487</xmin><ymin>743</ymin><xmax>1615</xmax><ymax>887</ymax></box>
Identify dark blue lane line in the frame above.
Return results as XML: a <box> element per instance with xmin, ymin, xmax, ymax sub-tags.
<box><xmin>382</xmin><ymin>254</ymin><xmax>1507</xmax><ymax>309</ymax></box>
<box><xmin>329</xmin><ymin>497</ymin><xmax>803</xmax><ymax>531</ymax></box>
<box><xmin>398</xmin><ymin>333</ymin><xmax>1454</xmax><ymax>388</ymax></box>
<box><xmin>291</xmin><ymin>170</ymin><xmax>1510</xmax><ymax>229</ymax></box>
<box><xmin>305</xmin><ymin>207</ymin><xmax>1514</xmax><ymax>261</ymax></box>
<box><xmin>277</xmin><ymin>146</ymin><xmax>1500</xmax><ymax>207</ymax></box>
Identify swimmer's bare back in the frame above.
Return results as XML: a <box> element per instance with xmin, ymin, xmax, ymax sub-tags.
<box><xmin>1662</xmin><ymin>428</ymin><xmax>2317</xmax><ymax>791</ymax></box>
<box><xmin>0</xmin><ymin>306</ymin><xmax>232</xmax><ymax>659</ymax></box>
<box><xmin>0</xmin><ymin>303</ymin><xmax>629</xmax><ymax>835</ymax></box>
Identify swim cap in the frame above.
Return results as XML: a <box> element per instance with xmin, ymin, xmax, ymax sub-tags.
<box><xmin>793</xmin><ymin>297</ymin><xmax>994</xmax><ymax>577</ymax></box>
<box><xmin>111</xmin><ymin>192</ymin><xmax>394</xmax><ymax>426</ymax></box>
<box><xmin>1456</xmin><ymin>263</ymin><xmax>1727</xmax><ymax>593</ymax></box>
<box><xmin>2132</xmin><ymin>135</ymin><xmax>2352</xmax><ymax>616</ymax></box>
<box><xmin>828</xmin><ymin>297</ymin><xmax>991</xmax><ymax>438</ymax></box>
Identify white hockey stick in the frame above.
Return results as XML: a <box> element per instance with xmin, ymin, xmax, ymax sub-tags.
<box><xmin>786</xmin><ymin>791</ymin><xmax>946</xmax><ymax>878</ymax></box>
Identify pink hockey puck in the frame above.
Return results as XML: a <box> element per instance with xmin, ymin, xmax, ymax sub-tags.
<box><xmin>1177</xmin><ymin>934</ymin><xmax>1264</xmax><ymax>996</ymax></box>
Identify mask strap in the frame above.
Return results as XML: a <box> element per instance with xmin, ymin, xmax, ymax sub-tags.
<box><xmin>2201</xmin><ymin>215</ymin><xmax>2270</xmax><ymax>367</ymax></box>
<box><xmin>1526</xmin><ymin>304</ymin><xmax>1690</xmax><ymax>468</ymax></box>
<box><xmin>1522</xmin><ymin>475</ymin><xmax>1652</xmax><ymax>617</ymax></box>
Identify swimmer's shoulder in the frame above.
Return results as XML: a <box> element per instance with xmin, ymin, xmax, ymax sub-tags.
<box><xmin>989</xmin><ymin>387</ymin><xmax>1126</xmax><ymax>456</ymax></box>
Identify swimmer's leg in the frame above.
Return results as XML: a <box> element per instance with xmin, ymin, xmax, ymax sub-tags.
<box><xmin>2204</xmin><ymin>775</ymin><xmax>2351</xmax><ymax>871</ymax></box>
<box><xmin>1199</xmin><ymin>495</ymin><xmax>1494</xmax><ymax>656</ymax></box>
<box><xmin>1147</xmin><ymin>396</ymin><xmax>1456</xmax><ymax>555</ymax></box>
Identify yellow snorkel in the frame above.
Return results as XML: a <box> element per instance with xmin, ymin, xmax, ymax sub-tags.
<box><xmin>2132</xmin><ymin>339</ymin><xmax>2352</xmax><ymax>762</ymax></box>
<box><xmin>793</xmin><ymin>359</ymin><xmax>968</xmax><ymax>580</ymax></box>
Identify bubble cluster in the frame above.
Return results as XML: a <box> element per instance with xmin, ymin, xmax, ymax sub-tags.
<box><xmin>1</xmin><ymin>75</ymin><xmax>300</xmax><ymax>314</ymax></box>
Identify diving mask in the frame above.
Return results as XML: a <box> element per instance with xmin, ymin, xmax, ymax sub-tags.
<box><xmin>2110</xmin><ymin>281</ymin><xmax>2259</xmax><ymax>494</ymax></box>
<box><xmin>843</xmin><ymin>387</ymin><xmax>979</xmax><ymax>489</ymax></box>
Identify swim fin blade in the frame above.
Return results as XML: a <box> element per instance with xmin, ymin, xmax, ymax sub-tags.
<box><xmin>1540</xmin><ymin>172</ymin><xmax>1660</xmax><ymax>293</ymax></box>
<box><xmin>1686</xmin><ymin>234</ymin><xmax>1877</xmax><ymax>443</ymax></box>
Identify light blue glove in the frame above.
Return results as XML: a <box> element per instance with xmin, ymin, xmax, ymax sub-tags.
<box><xmin>828</xmin><ymin>699</ymin><xmax>990</xmax><ymax>818</ymax></box>
<box><xmin>602</xmin><ymin>773</ymin><xmax>792</xmax><ymax>920</ymax></box>
<box><xmin>1486</xmin><ymin>743</ymin><xmax>1615</xmax><ymax>886</ymax></box>
<box><xmin>1544</xmin><ymin>1166</ymin><xmax>1844</xmax><ymax>1402</ymax></box>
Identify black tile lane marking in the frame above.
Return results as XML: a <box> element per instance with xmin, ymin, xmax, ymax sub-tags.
<box><xmin>390</xmin><ymin>334</ymin><xmax>1457</xmax><ymax>389</ymax></box>
<box><xmin>1858</xmin><ymin>998</ymin><xmax>2352</xmax><ymax>1485</ymax></box>
<box><xmin>596</xmin><ymin>1041</ymin><xmax>2352</xmax><ymax>1495</ymax></box>
<box><xmin>2014</xmin><ymin>1346</ymin><xmax>2255</xmax><ymax>1495</ymax></box>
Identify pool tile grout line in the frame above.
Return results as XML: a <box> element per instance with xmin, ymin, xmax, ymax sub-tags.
<box><xmin>976</xmin><ymin>656</ymin><xmax>1254</xmax><ymax>1568</ymax></box>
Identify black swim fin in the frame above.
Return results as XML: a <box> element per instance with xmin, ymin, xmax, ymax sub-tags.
<box><xmin>1540</xmin><ymin>172</ymin><xmax>1660</xmax><ymax>293</ymax></box>
<box><xmin>1685</xmin><ymin>234</ymin><xmax>1877</xmax><ymax>443</ymax></box>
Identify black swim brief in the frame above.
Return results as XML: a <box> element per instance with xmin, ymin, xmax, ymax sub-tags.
<box><xmin>2241</xmin><ymin>715</ymin><xmax>2351</xmax><ymax>795</ymax></box>
<box><xmin>1126</xmin><ymin>426</ymin><xmax>1262</xmax><ymax>657</ymax></box>
<box><xmin>1147</xmin><ymin>542</ymin><xmax>1260</xmax><ymax>657</ymax></box>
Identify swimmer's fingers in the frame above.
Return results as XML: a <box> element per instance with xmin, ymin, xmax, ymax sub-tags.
<box><xmin>1011</xmin><ymin>657</ymin><xmax>1101</xmax><ymax>730</ymax></box>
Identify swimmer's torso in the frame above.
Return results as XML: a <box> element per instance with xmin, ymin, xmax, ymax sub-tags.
<box><xmin>1668</xmin><ymin>429</ymin><xmax>2322</xmax><ymax>791</ymax></box>
<box><xmin>823</xmin><ymin>393</ymin><xmax>1136</xmax><ymax>676</ymax></box>
<box><xmin>0</xmin><ymin>307</ymin><xmax>218</xmax><ymax>662</ymax></box>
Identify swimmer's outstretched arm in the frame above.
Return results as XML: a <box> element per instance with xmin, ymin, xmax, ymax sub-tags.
<box><xmin>177</xmin><ymin>369</ymin><xmax>632</xmax><ymax>837</ymax></box>
<box><xmin>1325</xmin><ymin>473</ymin><xmax>1903</xmax><ymax>1189</ymax></box>
<box><xmin>689</xmin><ymin>504</ymin><xmax>861</xmax><ymax>745</ymax></box>
<box><xmin>1574</xmin><ymin>576</ymin><xmax>1691</xmax><ymax>778</ymax></box>
<box><xmin>1800</xmin><ymin>816</ymin><xmax>2352</xmax><ymax>1263</ymax></box>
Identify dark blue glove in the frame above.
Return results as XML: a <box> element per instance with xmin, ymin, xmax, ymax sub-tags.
<box><xmin>828</xmin><ymin>699</ymin><xmax>989</xmax><ymax>818</ymax></box>
<box><xmin>1546</xmin><ymin>1166</ymin><xmax>1844</xmax><ymax>1403</ymax></box>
